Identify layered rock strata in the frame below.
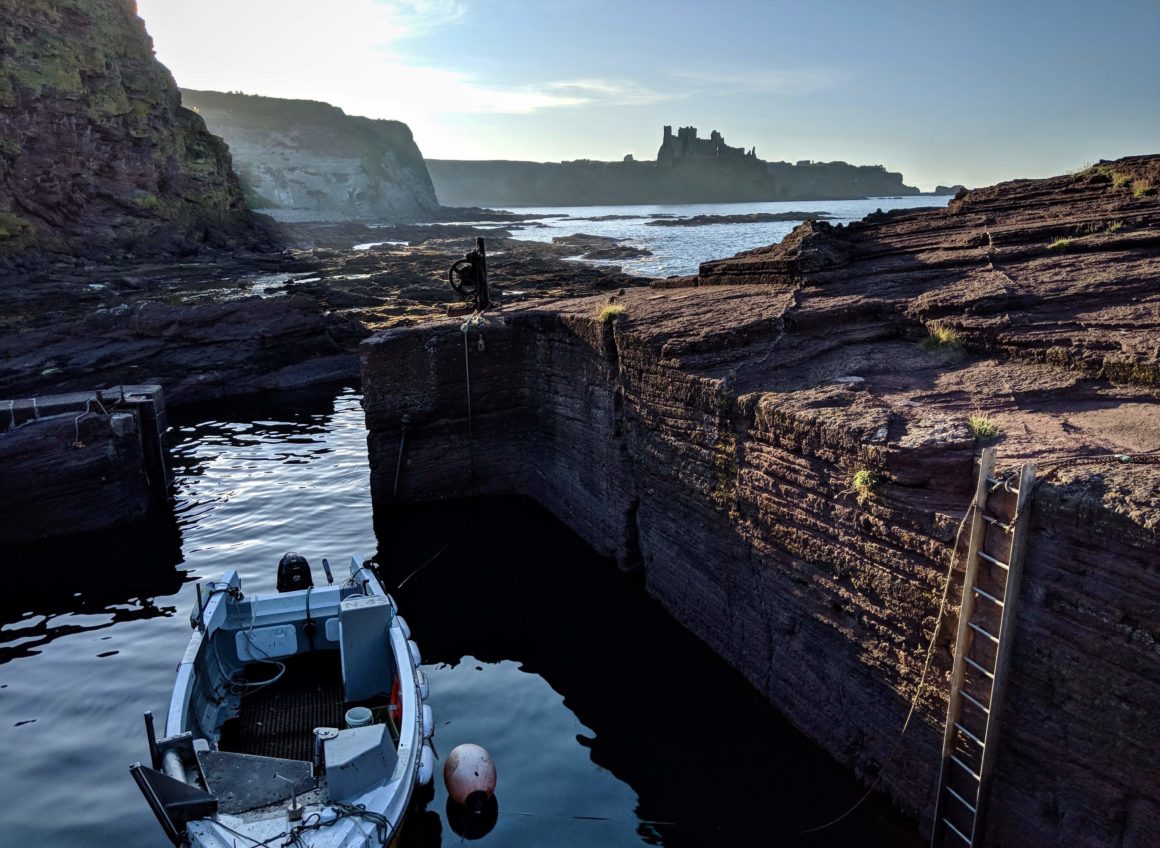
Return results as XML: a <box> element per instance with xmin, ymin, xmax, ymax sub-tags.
<box><xmin>181</xmin><ymin>90</ymin><xmax>440</xmax><ymax>221</ymax></box>
<box><xmin>0</xmin><ymin>0</ymin><xmax>268</xmax><ymax>262</ymax></box>
<box><xmin>362</xmin><ymin>157</ymin><xmax>1160</xmax><ymax>846</ymax></box>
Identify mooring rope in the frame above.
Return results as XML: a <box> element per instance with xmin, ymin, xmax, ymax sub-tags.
<box><xmin>799</xmin><ymin>500</ymin><xmax>977</xmax><ymax>834</ymax></box>
<box><xmin>393</xmin><ymin>414</ymin><xmax>411</xmax><ymax>500</ymax></box>
<box><xmin>801</xmin><ymin>447</ymin><xmax>1160</xmax><ymax>834</ymax></box>
<box><xmin>461</xmin><ymin>315</ymin><xmax>477</xmax><ymax>437</ymax></box>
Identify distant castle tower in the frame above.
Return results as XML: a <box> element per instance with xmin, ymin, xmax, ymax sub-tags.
<box><xmin>656</xmin><ymin>125</ymin><xmax>752</xmax><ymax>167</ymax></box>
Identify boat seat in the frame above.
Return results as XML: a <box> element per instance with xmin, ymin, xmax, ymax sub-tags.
<box><xmin>338</xmin><ymin>594</ymin><xmax>395</xmax><ymax>703</ymax></box>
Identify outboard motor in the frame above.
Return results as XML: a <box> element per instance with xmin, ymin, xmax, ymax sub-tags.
<box><xmin>277</xmin><ymin>552</ymin><xmax>313</xmax><ymax>593</ymax></box>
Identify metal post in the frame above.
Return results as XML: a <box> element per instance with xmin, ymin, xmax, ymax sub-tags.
<box><xmin>475</xmin><ymin>237</ymin><xmax>489</xmax><ymax>310</ymax></box>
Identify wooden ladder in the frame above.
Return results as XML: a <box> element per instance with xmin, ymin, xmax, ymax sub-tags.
<box><xmin>931</xmin><ymin>447</ymin><xmax>1036</xmax><ymax>847</ymax></box>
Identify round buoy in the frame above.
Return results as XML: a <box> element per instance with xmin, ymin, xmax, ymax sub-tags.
<box><xmin>443</xmin><ymin>743</ymin><xmax>497</xmax><ymax>808</ymax></box>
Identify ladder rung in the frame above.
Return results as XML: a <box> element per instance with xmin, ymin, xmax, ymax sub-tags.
<box><xmin>968</xmin><ymin>622</ymin><xmax>1000</xmax><ymax>644</ymax></box>
<box><xmin>950</xmin><ymin>754</ymin><xmax>982</xmax><ymax>781</ymax></box>
<box><xmin>971</xmin><ymin>585</ymin><xmax>1005</xmax><ymax>607</ymax></box>
<box><xmin>958</xmin><ymin>688</ymin><xmax>991</xmax><ymax>714</ymax></box>
<box><xmin>954</xmin><ymin>721</ymin><xmax>986</xmax><ymax>747</ymax></box>
<box><xmin>946</xmin><ymin>785</ymin><xmax>978</xmax><ymax>815</ymax></box>
<box><xmin>964</xmin><ymin>656</ymin><xmax>995</xmax><ymax>679</ymax></box>
<box><xmin>943</xmin><ymin>817</ymin><xmax>973</xmax><ymax>844</ymax></box>
<box><xmin>977</xmin><ymin>550</ymin><xmax>1010</xmax><ymax>570</ymax></box>
<box><xmin>981</xmin><ymin>513</ymin><xmax>1014</xmax><ymax>533</ymax></box>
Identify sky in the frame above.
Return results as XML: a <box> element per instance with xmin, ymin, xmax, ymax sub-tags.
<box><xmin>135</xmin><ymin>0</ymin><xmax>1160</xmax><ymax>190</ymax></box>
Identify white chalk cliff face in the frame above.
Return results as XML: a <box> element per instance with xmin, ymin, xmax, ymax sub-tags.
<box><xmin>181</xmin><ymin>90</ymin><xmax>440</xmax><ymax>221</ymax></box>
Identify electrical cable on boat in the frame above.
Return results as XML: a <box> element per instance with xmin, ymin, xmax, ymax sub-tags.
<box><xmin>288</xmin><ymin>802</ymin><xmax>396</xmax><ymax>847</ymax></box>
<box><xmin>226</xmin><ymin>599</ymin><xmax>286</xmax><ymax>695</ymax></box>
<box><xmin>344</xmin><ymin>564</ymin><xmax>378</xmax><ymax>596</ymax></box>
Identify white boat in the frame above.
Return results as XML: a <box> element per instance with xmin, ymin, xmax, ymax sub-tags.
<box><xmin>131</xmin><ymin>555</ymin><xmax>434</xmax><ymax>847</ymax></box>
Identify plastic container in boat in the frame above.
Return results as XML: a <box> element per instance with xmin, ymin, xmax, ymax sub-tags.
<box><xmin>345</xmin><ymin>706</ymin><xmax>373</xmax><ymax>728</ymax></box>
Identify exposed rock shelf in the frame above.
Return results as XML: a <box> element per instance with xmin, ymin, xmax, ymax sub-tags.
<box><xmin>0</xmin><ymin>230</ymin><xmax>648</xmax><ymax>406</ymax></box>
<box><xmin>362</xmin><ymin>157</ymin><xmax>1160</xmax><ymax>847</ymax></box>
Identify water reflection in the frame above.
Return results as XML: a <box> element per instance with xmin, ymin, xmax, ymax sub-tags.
<box><xmin>0</xmin><ymin>382</ymin><xmax>370</xmax><ymax>848</ymax></box>
<box><xmin>0</xmin><ymin>517</ymin><xmax>186</xmax><ymax>663</ymax></box>
<box><xmin>380</xmin><ymin>497</ymin><xmax>921</xmax><ymax>847</ymax></box>
<box><xmin>0</xmin><ymin>386</ymin><xmax>921</xmax><ymax>847</ymax></box>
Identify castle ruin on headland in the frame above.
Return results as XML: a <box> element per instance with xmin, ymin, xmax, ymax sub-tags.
<box><xmin>427</xmin><ymin>124</ymin><xmax>930</xmax><ymax>205</ymax></box>
<box><xmin>656</xmin><ymin>125</ymin><xmax>758</xmax><ymax>168</ymax></box>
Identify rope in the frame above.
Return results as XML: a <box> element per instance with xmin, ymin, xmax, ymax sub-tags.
<box><xmin>393</xmin><ymin>415</ymin><xmax>411</xmax><ymax>500</ymax></box>
<box><xmin>1002</xmin><ymin>448</ymin><xmax>1160</xmax><ymax>529</ymax></box>
<box><xmin>799</xmin><ymin>501</ymin><xmax>977</xmax><ymax>834</ymax></box>
<box><xmin>459</xmin><ymin>314</ymin><xmax>483</xmax><ymax>437</ymax></box>
<box><xmin>801</xmin><ymin>447</ymin><xmax>1160</xmax><ymax>834</ymax></box>
<box><xmin>71</xmin><ymin>398</ymin><xmax>111</xmax><ymax>447</ymax></box>
<box><xmin>396</xmin><ymin>541</ymin><xmax>454</xmax><ymax>590</ymax></box>
<box><xmin>459</xmin><ymin>311</ymin><xmax>492</xmax><ymax>438</ymax></box>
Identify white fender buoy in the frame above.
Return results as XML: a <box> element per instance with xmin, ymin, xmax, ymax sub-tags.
<box><xmin>417</xmin><ymin>744</ymin><xmax>435</xmax><ymax>786</ymax></box>
<box><xmin>421</xmin><ymin>704</ymin><xmax>434</xmax><ymax>739</ymax></box>
<box><xmin>417</xmin><ymin>669</ymin><xmax>430</xmax><ymax>702</ymax></box>
<box><xmin>396</xmin><ymin>615</ymin><xmax>411</xmax><ymax>640</ymax></box>
<box><xmin>408</xmin><ymin>639</ymin><xmax>421</xmax><ymax>667</ymax></box>
<box><xmin>444</xmin><ymin>743</ymin><xmax>497</xmax><ymax>807</ymax></box>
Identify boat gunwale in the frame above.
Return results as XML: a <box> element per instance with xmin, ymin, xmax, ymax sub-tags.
<box><xmin>166</xmin><ymin>561</ymin><xmax>423</xmax><ymax>846</ymax></box>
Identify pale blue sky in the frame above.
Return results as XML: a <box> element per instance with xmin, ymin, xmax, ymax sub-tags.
<box><xmin>137</xmin><ymin>0</ymin><xmax>1159</xmax><ymax>189</ymax></box>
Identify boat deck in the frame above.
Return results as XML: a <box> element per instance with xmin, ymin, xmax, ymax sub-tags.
<box><xmin>219</xmin><ymin>652</ymin><xmax>345</xmax><ymax>762</ymax></box>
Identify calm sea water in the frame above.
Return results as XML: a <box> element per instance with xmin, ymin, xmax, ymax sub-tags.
<box><xmin>500</xmin><ymin>197</ymin><xmax>951</xmax><ymax>277</ymax></box>
<box><xmin>1</xmin><ymin>205</ymin><xmax>932</xmax><ymax>846</ymax></box>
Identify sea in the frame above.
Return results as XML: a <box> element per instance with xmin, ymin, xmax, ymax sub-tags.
<box><xmin>0</xmin><ymin>198</ymin><xmax>947</xmax><ymax>847</ymax></box>
<box><xmin>497</xmin><ymin>196</ymin><xmax>949</xmax><ymax>277</ymax></box>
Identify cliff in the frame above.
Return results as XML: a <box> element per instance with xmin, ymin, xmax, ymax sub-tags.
<box><xmin>426</xmin><ymin>126</ymin><xmax>921</xmax><ymax>206</ymax></box>
<box><xmin>0</xmin><ymin>0</ymin><xmax>268</xmax><ymax>262</ymax></box>
<box><xmin>181</xmin><ymin>90</ymin><xmax>440</xmax><ymax>221</ymax></box>
<box><xmin>362</xmin><ymin>156</ymin><xmax>1160</xmax><ymax>846</ymax></box>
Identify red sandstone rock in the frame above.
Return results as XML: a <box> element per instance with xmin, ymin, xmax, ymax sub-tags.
<box><xmin>361</xmin><ymin>157</ymin><xmax>1160</xmax><ymax>847</ymax></box>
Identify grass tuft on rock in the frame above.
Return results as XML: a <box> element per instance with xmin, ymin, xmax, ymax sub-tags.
<box><xmin>1047</xmin><ymin>237</ymin><xmax>1075</xmax><ymax>251</ymax></box>
<box><xmin>851</xmin><ymin>469</ymin><xmax>880</xmax><ymax>501</ymax></box>
<box><xmin>598</xmin><ymin>303</ymin><xmax>627</xmax><ymax>323</ymax></box>
<box><xmin>967</xmin><ymin>412</ymin><xmax>1001</xmax><ymax>441</ymax></box>
<box><xmin>920</xmin><ymin>325</ymin><xmax>962</xmax><ymax>351</ymax></box>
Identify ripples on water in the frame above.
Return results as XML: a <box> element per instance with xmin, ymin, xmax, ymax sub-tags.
<box><xmin>0</xmin><ymin>384</ymin><xmax>919</xmax><ymax>847</ymax></box>
<box><xmin>0</xmin><ymin>203</ymin><xmax>937</xmax><ymax>845</ymax></box>
<box><xmin>500</xmin><ymin>197</ymin><xmax>951</xmax><ymax>277</ymax></box>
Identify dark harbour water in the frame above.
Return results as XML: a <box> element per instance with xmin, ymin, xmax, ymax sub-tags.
<box><xmin>0</xmin><ymin>384</ymin><xmax>921</xmax><ymax>847</ymax></box>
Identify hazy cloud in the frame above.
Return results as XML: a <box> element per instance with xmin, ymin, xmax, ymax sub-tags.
<box><xmin>675</xmin><ymin>67</ymin><xmax>846</xmax><ymax>96</ymax></box>
<box><xmin>386</xmin><ymin>0</ymin><xmax>469</xmax><ymax>38</ymax></box>
<box><xmin>543</xmin><ymin>79</ymin><xmax>678</xmax><ymax>107</ymax></box>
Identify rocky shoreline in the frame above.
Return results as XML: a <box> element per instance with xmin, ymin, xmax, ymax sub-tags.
<box><xmin>361</xmin><ymin>158</ymin><xmax>1159</xmax><ymax>847</ymax></box>
<box><xmin>0</xmin><ymin>223</ymin><xmax>649</xmax><ymax>406</ymax></box>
